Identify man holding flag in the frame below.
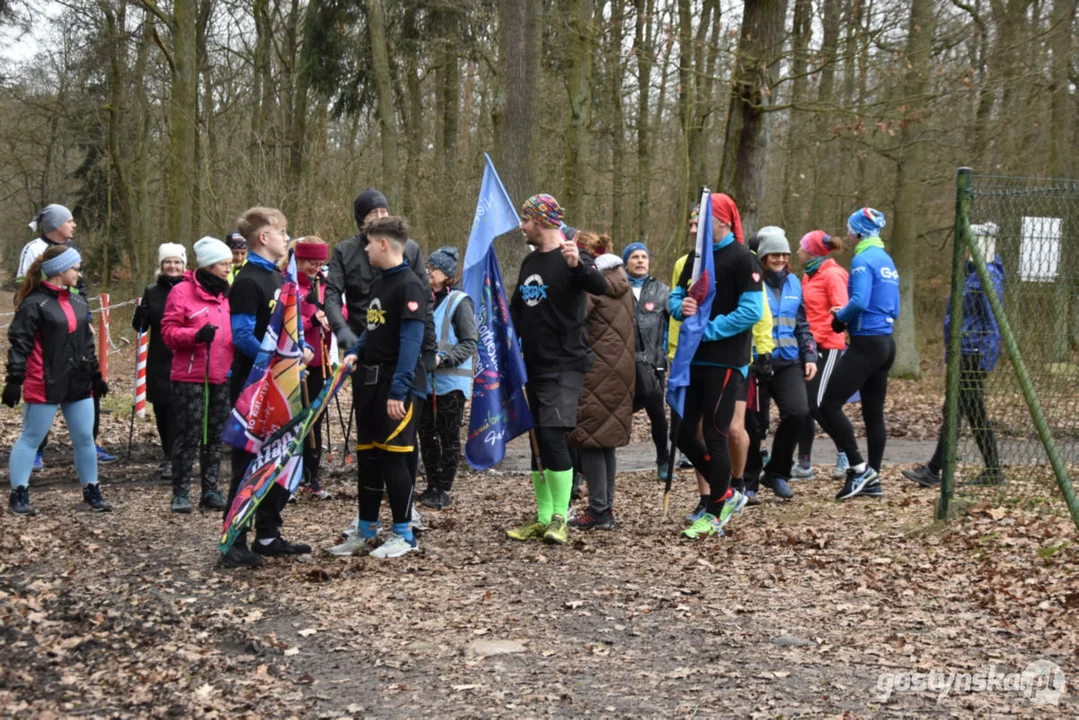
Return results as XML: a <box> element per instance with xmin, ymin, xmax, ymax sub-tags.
<box><xmin>507</xmin><ymin>194</ymin><xmax>607</xmax><ymax>545</ymax></box>
<box><xmin>668</xmin><ymin>192</ymin><xmax>763</xmax><ymax>540</ymax></box>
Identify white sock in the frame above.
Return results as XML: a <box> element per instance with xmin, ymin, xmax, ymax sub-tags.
<box><xmin>852</xmin><ymin>462</ymin><xmax>867</xmax><ymax>474</ymax></box>
<box><xmin>258</xmin><ymin>537</ymin><xmax>275</xmax><ymax>546</ymax></box>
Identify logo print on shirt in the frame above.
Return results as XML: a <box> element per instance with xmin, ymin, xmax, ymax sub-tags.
<box><xmin>752</xmin><ymin>272</ymin><xmax>761</xmax><ymax>283</ymax></box>
<box><xmin>407</xmin><ymin>301</ymin><xmax>419</xmax><ymax>312</ymax></box>
<box><xmin>366</xmin><ymin>297</ymin><xmax>387</xmax><ymax>331</ymax></box>
<box><xmin>520</xmin><ymin>273</ymin><xmax>548</xmax><ymax>307</ymax></box>
<box><xmin>644</xmin><ymin>302</ymin><xmax>654</xmax><ymax>311</ymax></box>
<box><xmin>880</xmin><ymin>267</ymin><xmax>900</xmax><ymax>280</ymax></box>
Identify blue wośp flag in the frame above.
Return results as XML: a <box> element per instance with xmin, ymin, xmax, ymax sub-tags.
<box><xmin>461</xmin><ymin>154</ymin><xmax>534</xmax><ymax>470</ymax></box>
<box><xmin>666</xmin><ymin>189</ymin><xmax>716</xmax><ymax>418</ymax></box>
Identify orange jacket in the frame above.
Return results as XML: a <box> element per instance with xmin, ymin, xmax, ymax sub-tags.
<box><xmin>801</xmin><ymin>257</ymin><xmax>849</xmax><ymax>351</ymax></box>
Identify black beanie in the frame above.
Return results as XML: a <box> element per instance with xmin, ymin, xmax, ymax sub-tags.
<box><xmin>353</xmin><ymin>189</ymin><xmax>389</xmax><ymax>230</ymax></box>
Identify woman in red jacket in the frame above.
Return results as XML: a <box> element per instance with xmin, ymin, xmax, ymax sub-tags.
<box><xmin>4</xmin><ymin>245</ymin><xmax>111</xmax><ymax>515</ymax></box>
<box><xmin>794</xmin><ymin>230</ymin><xmax>850</xmax><ymax>480</ymax></box>
<box><xmin>161</xmin><ymin>237</ymin><xmax>234</xmax><ymax>513</ymax></box>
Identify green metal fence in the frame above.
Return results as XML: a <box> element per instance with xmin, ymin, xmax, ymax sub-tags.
<box><xmin>940</xmin><ymin>169</ymin><xmax>1079</xmax><ymax>530</ymax></box>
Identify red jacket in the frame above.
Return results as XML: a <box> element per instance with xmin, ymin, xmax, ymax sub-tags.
<box><xmin>298</xmin><ymin>272</ymin><xmax>327</xmax><ymax>367</ymax></box>
<box><xmin>161</xmin><ymin>271</ymin><xmax>233</xmax><ymax>384</ymax></box>
<box><xmin>801</xmin><ymin>258</ymin><xmax>849</xmax><ymax>351</ymax></box>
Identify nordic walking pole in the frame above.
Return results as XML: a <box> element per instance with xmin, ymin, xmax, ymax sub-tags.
<box><xmin>203</xmin><ymin>345</ymin><xmax>211</xmax><ymax>447</ymax></box>
<box><xmin>127</xmin><ymin>329</ymin><xmax>142</xmax><ymax>458</ymax></box>
<box><xmin>662</xmin><ymin>412</ymin><xmax>679</xmax><ymax>519</ymax></box>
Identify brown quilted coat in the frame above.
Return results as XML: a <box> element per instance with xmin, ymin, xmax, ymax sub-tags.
<box><xmin>569</xmin><ymin>254</ymin><xmax>636</xmax><ymax>449</ymax></box>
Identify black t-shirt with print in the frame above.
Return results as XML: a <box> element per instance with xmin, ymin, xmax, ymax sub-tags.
<box><xmin>362</xmin><ymin>265</ymin><xmax>428</xmax><ymax>391</ymax></box>
<box><xmin>229</xmin><ymin>259</ymin><xmax>283</xmax><ymax>397</ymax></box>
<box><xmin>509</xmin><ymin>246</ymin><xmax>607</xmax><ymax>373</ymax></box>
<box><xmin>676</xmin><ymin>239</ymin><xmax>763</xmax><ymax>368</ymax></box>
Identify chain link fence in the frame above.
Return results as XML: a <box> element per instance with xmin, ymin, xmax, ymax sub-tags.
<box><xmin>939</xmin><ymin>170</ymin><xmax>1079</xmax><ymax>529</ymax></box>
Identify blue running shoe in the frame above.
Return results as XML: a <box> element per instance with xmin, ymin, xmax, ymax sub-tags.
<box><xmin>96</xmin><ymin>445</ymin><xmax>118</xmax><ymax>465</ymax></box>
<box><xmin>832</xmin><ymin>452</ymin><xmax>850</xmax><ymax>479</ymax></box>
<box><xmin>836</xmin><ymin>467</ymin><xmax>880</xmax><ymax>501</ymax></box>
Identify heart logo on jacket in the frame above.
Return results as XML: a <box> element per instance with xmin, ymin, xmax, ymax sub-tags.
<box><xmin>752</xmin><ymin>272</ymin><xmax>761</xmax><ymax>283</ymax></box>
<box><xmin>407</xmin><ymin>301</ymin><xmax>419</xmax><ymax>312</ymax></box>
<box><xmin>644</xmin><ymin>302</ymin><xmax>654</xmax><ymax>311</ymax></box>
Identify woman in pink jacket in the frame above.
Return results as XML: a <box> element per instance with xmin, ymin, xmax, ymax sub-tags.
<box><xmin>161</xmin><ymin>237</ymin><xmax>234</xmax><ymax>513</ymax></box>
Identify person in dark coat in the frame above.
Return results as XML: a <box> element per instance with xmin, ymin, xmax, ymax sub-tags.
<box><xmin>132</xmin><ymin>243</ymin><xmax>187</xmax><ymax>479</ymax></box>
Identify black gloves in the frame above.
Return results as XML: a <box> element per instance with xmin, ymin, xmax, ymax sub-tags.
<box><xmin>2</xmin><ymin>379</ymin><xmax>22</xmax><ymax>408</ymax></box>
<box><xmin>195</xmin><ymin>323</ymin><xmax>217</xmax><ymax>344</ymax></box>
<box><xmin>92</xmin><ymin>373</ymin><xmax>109</xmax><ymax>400</ymax></box>
<box><xmin>750</xmin><ymin>352</ymin><xmax>774</xmax><ymax>380</ymax></box>
<box><xmin>831</xmin><ymin>312</ymin><xmax>848</xmax><ymax>334</ymax></box>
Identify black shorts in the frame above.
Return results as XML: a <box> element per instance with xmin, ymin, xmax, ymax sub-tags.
<box><xmin>354</xmin><ymin>367</ymin><xmax>419</xmax><ymax>453</ymax></box>
<box><xmin>526</xmin><ymin>370</ymin><xmax>586</xmax><ymax>429</ymax></box>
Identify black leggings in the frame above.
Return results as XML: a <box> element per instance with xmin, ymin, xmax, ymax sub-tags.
<box><xmin>642</xmin><ymin>380</ymin><xmax>669</xmax><ymax>463</ymax></box>
<box><xmin>749</xmin><ymin>363</ymin><xmax>809</xmax><ymax>480</ymax></box>
<box><xmin>302</xmin><ymin>371</ymin><xmax>325</xmax><ymax>488</ymax></box>
<box><xmin>153</xmin><ymin>401</ymin><xmax>176</xmax><ymax>459</ymax></box>
<box><xmin>418</xmin><ymin>389</ymin><xmax>466</xmax><ymax>491</ymax></box>
<box><xmin>929</xmin><ymin>354</ymin><xmax>999</xmax><ymax>472</ymax></box>
<box><xmin>798</xmin><ymin>347</ymin><xmax>844</xmax><ymax>458</ymax></box>
<box><xmin>676</xmin><ymin>365</ymin><xmax>743</xmax><ymax>513</ymax></box>
<box><xmin>820</xmin><ymin>335</ymin><xmax>895</xmax><ymax>471</ymax></box>
<box><xmin>532</xmin><ymin>426</ymin><xmax>573</xmax><ymax>473</ymax></box>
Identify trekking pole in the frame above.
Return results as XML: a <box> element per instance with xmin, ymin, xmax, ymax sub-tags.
<box><xmin>203</xmin><ymin>348</ymin><xmax>211</xmax><ymax>446</ymax></box>
<box><xmin>662</xmin><ymin>413</ymin><xmax>679</xmax><ymax>519</ymax></box>
<box><xmin>127</xmin><ymin>329</ymin><xmax>142</xmax><ymax>458</ymax></box>
<box><xmin>344</xmin><ymin>402</ymin><xmax>354</xmax><ymax>465</ymax></box>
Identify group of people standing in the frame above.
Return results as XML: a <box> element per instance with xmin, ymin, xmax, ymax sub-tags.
<box><xmin>6</xmin><ymin>187</ymin><xmax>1006</xmax><ymax>554</ymax></box>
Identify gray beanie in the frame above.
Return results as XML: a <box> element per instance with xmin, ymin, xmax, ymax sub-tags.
<box><xmin>755</xmin><ymin>226</ymin><xmax>790</xmax><ymax>258</ymax></box>
<box><xmin>427</xmin><ymin>246</ymin><xmax>459</xmax><ymax>278</ymax></box>
<box><xmin>29</xmin><ymin>204</ymin><xmax>73</xmax><ymax>235</ymax></box>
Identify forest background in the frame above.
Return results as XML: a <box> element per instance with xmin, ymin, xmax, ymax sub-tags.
<box><xmin>0</xmin><ymin>0</ymin><xmax>1075</xmax><ymax>378</ymax></box>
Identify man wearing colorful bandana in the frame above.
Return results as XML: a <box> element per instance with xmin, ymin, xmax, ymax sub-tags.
<box><xmin>508</xmin><ymin>194</ymin><xmax>607</xmax><ymax>545</ymax></box>
<box><xmin>668</xmin><ymin>193</ymin><xmax>763</xmax><ymax>540</ymax></box>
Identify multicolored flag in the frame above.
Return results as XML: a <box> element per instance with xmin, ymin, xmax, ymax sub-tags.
<box><xmin>666</xmin><ymin>188</ymin><xmax>716</xmax><ymax>418</ymax></box>
<box><xmin>460</xmin><ymin>154</ymin><xmax>534</xmax><ymax>469</ymax></box>
<box><xmin>220</xmin><ymin>363</ymin><xmax>349</xmax><ymax>555</ymax></box>
<box><xmin>222</xmin><ymin>251</ymin><xmax>305</xmax><ymax>478</ymax></box>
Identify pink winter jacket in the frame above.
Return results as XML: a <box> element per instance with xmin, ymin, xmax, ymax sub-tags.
<box><xmin>161</xmin><ymin>271</ymin><xmax>234</xmax><ymax>384</ymax></box>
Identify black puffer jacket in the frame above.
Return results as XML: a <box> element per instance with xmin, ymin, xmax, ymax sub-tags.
<box><xmin>132</xmin><ymin>275</ymin><xmax>183</xmax><ymax>405</ymax></box>
<box><xmin>7</xmin><ymin>284</ymin><xmax>98</xmax><ymax>404</ymax></box>
<box><xmin>324</xmin><ymin>233</ymin><xmax>436</xmax><ymax>371</ymax></box>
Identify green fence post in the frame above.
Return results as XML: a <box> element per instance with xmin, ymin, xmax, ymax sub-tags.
<box><xmin>939</xmin><ymin>168</ymin><xmax>972</xmax><ymax>521</ymax></box>
<box><xmin>965</xmin><ymin>203</ymin><xmax>1079</xmax><ymax>532</ymax></box>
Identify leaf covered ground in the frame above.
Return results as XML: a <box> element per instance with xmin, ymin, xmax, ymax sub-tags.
<box><xmin>2</xmin><ymin>429</ymin><xmax>1076</xmax><ymax>718</ymax></box>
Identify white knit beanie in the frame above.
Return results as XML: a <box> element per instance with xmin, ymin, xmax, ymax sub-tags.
<box><xmin>755</xmin><ymin>226</ymin><xmax>791</xmax><ymax>258</ymax></box>
<box><xmin>157</xmin><ymin>243</ymin><xmax>187</xmax><ymax>268</ymax></box>
<box><xmin>193</xmin><ymin>236</ymin><xmax>232</xmax><ymax>268</ymax></box>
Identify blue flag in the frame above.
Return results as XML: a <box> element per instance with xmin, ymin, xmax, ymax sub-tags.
<box><xmin>666</xmin><ymin>189</ymin><xmax>716</xmax><ymax>418</ymax></box>
<box><xmin>461</xmin><ymin>154</ymin><xmax>534</xmax><ymax>469</ymax></box>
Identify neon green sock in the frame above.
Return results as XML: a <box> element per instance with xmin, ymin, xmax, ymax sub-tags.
<box><xmin>531</xmin><ymin>470</ymin><xmax>553</xmax><ymax>525</ymax></box>
<box><xmin>546</xmin><ymin>468</ymin><xmax>574</xmax><ymax>520</ymax></box>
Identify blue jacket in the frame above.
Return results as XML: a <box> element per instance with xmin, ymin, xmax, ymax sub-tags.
<box><xmin>944</xmin><ymin>256</ymin><xmax>1005</xmax><ymax>371</ymax></box>
<box><xmin>836</xmin><ymin>244</ymin><xmax>899</xmax><ymax>336</ymax></box>
<box><xmin>764</xmin><ymin>270</ymin><xmax>817</xmax><ymax>366</ymax></box>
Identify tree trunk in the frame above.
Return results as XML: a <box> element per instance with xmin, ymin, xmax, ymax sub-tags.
<box><xmin>609</xmin><ymin>0</ymin><xmax>626</xmax><ymax>244</ymax></box>
<box><xmin>674</xmin><ymin>0</ymin><xmax>693</xmax><ymax>247</ymax></box>
<box><xmin>888</xmin><ymin>0</ymin><xmax>937</xmax><ymax>378</ymax></box>
<box><xmin>633</xmin><ymin>0</ymin><xmax>655</xmax><ymax>243</ymax></box>
<box><xmin>494</xmin><ymin>0</ymin><xmax>540</xmax><ymax>274</ymax></box>
<box><xmin>781</xmin><ymin>0</ymin><xmax>812</xmax><ymax>231</ymax></box>
<box><xmin>287</xmin><ymin>0</ymin><xmax>312</xmax><ymax>223</ymax></box>
<box><xmin>366</xmin><ymin>0</ymin><xmax>400</xmax><ymax>208</ymax></box>
<box><xmin>716</xmin><ymin>0</ymin><xmax>788</xmax><ymax>238</ymax></box>
<box><xmin>809</xmin><ymin>0</ymin><xmax>840</xmax><ymax>224</ymax></box>
<box><xmin>561</xmin><ymin>0</ymin><xmax>595</xmax><ymax>224</ymax></box>
<box><xmin>168</xmin><ymin>0</ymin><xmax>198</xmax><ymax>248</ymax></box>
<box><xmin>402</xmin><ymin>5</ymin><xmax>422</xmax><ymax>220</ymax></box>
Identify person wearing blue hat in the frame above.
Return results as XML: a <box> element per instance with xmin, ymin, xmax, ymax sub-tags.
<box><xmin>821</xmin><ymin>207</ymin><xmax>899</xmax><ymax>501</ymax></box>
<box><xmin>622</xmin><ymin>241</ymin><xmax>671</xmax><ymax>480</ymax></box>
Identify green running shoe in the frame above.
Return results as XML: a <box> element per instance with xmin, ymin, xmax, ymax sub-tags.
<box><xmin>681</xmin><ymin>512</ymin><xmax>722</xmax><ymax>540</ymax></box>
<box><xmin>543</xmin><ymin>514</ymin><xmax>568</xmax><ymax>545</ymax></box>
<box><xmin>715</xmin><ymin>489</ymin><xmax>748</xmax><ymax>531</ymax></box>
<box><xmin>507</xmin><ymin>519</ymin><xmax>546</xmax><ymax>541</ymax></box>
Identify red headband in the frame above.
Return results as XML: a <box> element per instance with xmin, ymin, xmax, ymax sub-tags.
<box><xmin>294</xmin><ymin>243</ymin><xmax>328</xmax><ymax>261</ymax></box>
<box><xmin>710</xmin><ymin>193</ymin><xmax>744</xmax><ymax>245</ymax></box>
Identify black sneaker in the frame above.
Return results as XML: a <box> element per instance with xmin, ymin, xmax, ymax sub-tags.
<box><xmin>835</xmin><ymin>467</ymin><xmax>880</xmax><ymax>501</ymax></box>
<box><xmin>677</xmin><ymin>455</ymin><xmax>694</xmax><ymax>470</ymax></box>
<box><xmin>761</xmin><ymin>472</ymin><xmax>794</xmax><ymax>500</ymax></box>
<box><xmin>901</xmin><ymin>464</ymin><xmax>940</xmax><ymax>488</ymax></box>
<box><xmin>861</xmin><ymin>480</ymin><xmax>884</xmax><ymax>498</ymax></box>
<box><xmin>158</xmin><ymin>459</ymin><xmax>173</xmax><ymax>480</ymax></box>
<box><xmin>252</xmin><ymin>536</ymin><xmax>312</xmax><ymax>557</ymax></box>
<box><xmin>171</xmin><ymin>492</ymin><xmax>192</xmax><ymax>513</ymax></box>
<box><xmin>420</xmin><ymin>488</ymin><xmax>446</xmax><ymax>509</ymax></box>
<box><xmin>10</xmin><ymin>486</ymin><xmax>37</xmax><ymax>516</ymax></box>
<box><xmin>220</xmin><ymin>542</ymin><xmax>264</xmax><ymax>568</ymax></box>
<box><xmin>82</xmin><ymin>483</ymin><xmax>112</xmax><ymax>512</ymax></box>
<box><xmin>199</xmin><ymin>490</ymin><xmax>227</xmax><ymax>510</ymax></box>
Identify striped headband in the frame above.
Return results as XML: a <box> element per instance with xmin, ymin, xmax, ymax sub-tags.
<box><xmin>41</xmin><ymin>247</ymin><xmax>82</xmax><ymax>277</ymax></box>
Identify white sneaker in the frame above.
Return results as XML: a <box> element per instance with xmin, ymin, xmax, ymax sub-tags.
<box><xmin>328</xmin><ymin>535</ymin><xmax>376</xmax><ymax>557</ymax></box>
<box><xmin>340</xmin><ymin>513</ymin><xmax>360</xmax><ymax>539</ymax></box>
<box><xmin>410</xmin><ymin>505</ymin><xmax>428</xmax><ymax>533</ymax></box>
<box><xmin>370</xmin><ymin>533</ymin><xmax>419</xmax><ymax>559</ymax></box>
